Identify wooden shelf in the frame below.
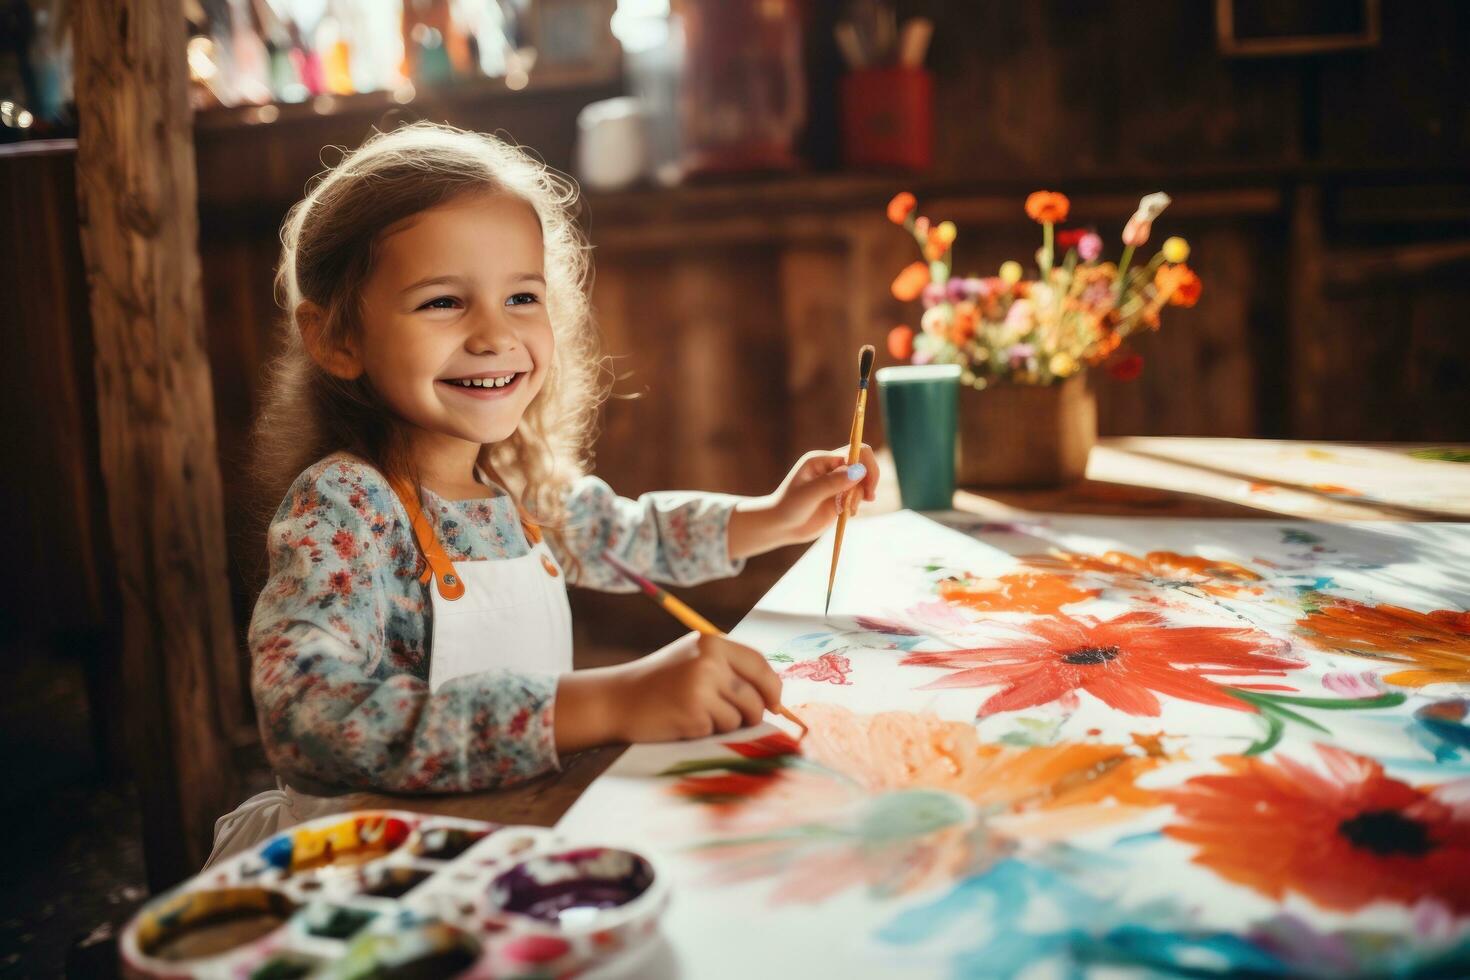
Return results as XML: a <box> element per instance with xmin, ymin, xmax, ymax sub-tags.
<box><xmin>194</xmin><ymin>74</ymin><xmax>619</xmax><ymax>132</ymax></box>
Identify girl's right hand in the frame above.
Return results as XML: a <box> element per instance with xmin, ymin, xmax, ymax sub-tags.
<box><xmin>554</xmin><ymin>632</ymin><xmax>784</xmax><ymax>751</ymax></box>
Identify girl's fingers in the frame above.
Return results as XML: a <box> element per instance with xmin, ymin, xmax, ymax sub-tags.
<box><xmin>708</xmin><ymin>697</ymin><xmax>743</xmax><ymax>734</ymax></box>
<box><xmin>726</xmin><ymin>643</ymin><xmax>784</xmax><ymax>709</ymax></box>
<box><xmin>727</xmin><ymin>678</ymin><xmax>767</xmax><ymax>728</ymax></box>
<box><xmin>858</xmin><ymin>444</ymin><xmax>880</xmax><ymax>501</ymax></box>
<box><xmin>793</xmin><ymin>457</ymin><xmax>865</xmax><ymax>513</ymax></box>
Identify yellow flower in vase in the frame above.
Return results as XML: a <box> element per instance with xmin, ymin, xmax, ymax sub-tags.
<box><xmin>1162</xmin><ymin>236</ymin><xmax>1190</xmax><ymax>264</ymax></box>
<box><xmin>1049</xmin><ymin>352</ymin><xmax>1078</xmax><ymax>377</ymax></box>
<box><xmin>999</xmin><ymin>260</ymin><xmax>1023</xmax><ymax>285</ymax></box>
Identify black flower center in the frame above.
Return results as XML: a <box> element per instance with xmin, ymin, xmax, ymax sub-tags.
<box><xmin>1337</xmin><ymin>809</ymin><xmax>1435</xmax><ymax>857</ymax></box>
<box><xmin>1061</xmin><ymin>645</ymin><xmax>1121</xmax><ymax>666</ymax></box>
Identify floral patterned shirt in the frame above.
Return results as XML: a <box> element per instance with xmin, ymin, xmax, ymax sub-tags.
<box><xmin>250</xmin><ymin>453</ymin><xmax>744</xmax><ymax>795</ymax></box>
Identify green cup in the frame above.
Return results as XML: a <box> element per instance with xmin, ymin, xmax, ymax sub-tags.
<box><xmin>877</xmin><ymin>364</ymin><xmax>960</xmax><ymax>511</ymax></box>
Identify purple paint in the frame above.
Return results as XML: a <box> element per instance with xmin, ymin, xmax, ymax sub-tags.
<box><xmin>489</xmin><ymin>848</ymin><xmax>655</xmax><ymax>924</ymax></box>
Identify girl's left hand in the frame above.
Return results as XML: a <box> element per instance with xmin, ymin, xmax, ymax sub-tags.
<box><xmin>728</xmin><ymin>445</ymin><xmax>880</xmax><ymax>560</ymax></box>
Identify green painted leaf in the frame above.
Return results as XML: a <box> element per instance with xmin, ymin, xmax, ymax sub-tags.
<box><xmin>1409</xmin><ymin>448</ymin><xmax>1470</xmax><ymax>463</ymax></box>
<box><xmin>1245</xmin><ymin>711</ymin><xmax>1285</xmax><ymax>756</ymax></box>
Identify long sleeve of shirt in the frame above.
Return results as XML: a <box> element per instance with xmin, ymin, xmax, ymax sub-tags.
<box><xmin>249</xmin><ymin>457</ymin><xmax>559</xmax><ymax>794</ymax></box>
<box><xmin>551</xmin><ymin>476</ymin><xmax>747</xmax><ymax>591</ymax></box>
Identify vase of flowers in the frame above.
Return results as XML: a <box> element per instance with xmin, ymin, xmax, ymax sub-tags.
<box><xmin>883</xmin><ymin>189</ymin><xmax>1201</xmax><ymax>487</ymax></box>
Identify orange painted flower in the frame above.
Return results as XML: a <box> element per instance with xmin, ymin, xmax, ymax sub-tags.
<box><xmin>1297</xmin><ymin>600</ymin><xmax>1470</xmax><ymax>687</ymax></box>
<box><xmin>891</xmin><ymin>261</ymin><xmax>930</xmax><ymax>302</ymax></box>
<box><xmin>938</xmin><ymin>572</ymin><xmax>1099</xmax><ymax>614</ymax></box>
<box><xmin>1164</xmin><ymin>745</ymin><xmax>1470</xmax><ymax>913</ymax></box>
<box><xmin>903</xmin><ymin>611</ymin><xmax>1301</xmax><ymax>717</ymax></box>
<box><xmin>1024</xmin><ymin>549</ymin><xmax>1263</xmax><ymax>599</ymax></box>
<box><xmin>887</xmin><ymin>324</ymin><xmax>915</xmax><ymax>360</ymax></box>
<box><xmin>1025</xmin><ymin>190</ymin><xmax>1071</xmax><ymax>224</ymax></box>
<box><xmin>663</xmin><ymin>706</ymin><xmax>1172</xmax><ymax>903</ymax></box>
<box><xmin>887</xmin><ymin>191</ymin><xmax>917</xmax><ymax>225</ymax></box>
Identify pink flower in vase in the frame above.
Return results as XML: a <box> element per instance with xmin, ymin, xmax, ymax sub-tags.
<box><xmin>1007</xmin><ymin>344</ymin><xmax>1036</xmax><ymax>369</ymax></box>
<box><xmin>1078</xmin><ymin>232</ymin><xmax>1103</xmax><ymax>262</ymax></box>
<box><xmin>921</xmin><ymin>282</ymin><xmax>947</xmax><ymax>308</ymax></box>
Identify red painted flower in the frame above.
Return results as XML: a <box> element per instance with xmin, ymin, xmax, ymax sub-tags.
<box><xmin>903</xmin><ymin>611</ymin><xmax>1302</xmax><ymax>717</ymax></box>
<box><xmin>724</xmin><ymin>732</ymin><xmax>802</xmax><ymax>759</ymax></box>
<box><xmin>784</xmin><ymin>651</ymin><xmax>854</xmax><ymax>686</ymax></box>
<box><xmin>1164</xmin><ymin>745</ymin><xmax>1470</xmax><ymax>913</ymax></box>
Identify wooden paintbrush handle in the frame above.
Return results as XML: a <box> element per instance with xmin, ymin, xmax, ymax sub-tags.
<box><xmin>846</xmin><ymin>389</ymin><xmax>868</xmax><ymax>464</ymax></box>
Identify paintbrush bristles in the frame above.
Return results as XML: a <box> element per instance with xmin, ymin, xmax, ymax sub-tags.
<box><xmin>857</xmin><ymin>344</ymin><xmax>875</xmax><ymax>388</ymax></box>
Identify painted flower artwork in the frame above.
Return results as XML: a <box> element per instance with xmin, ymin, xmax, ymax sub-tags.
<box><xmin>901</xmin><ymin>610</ymin><xmax>1301</xmax><ymax>717</ymax></box>
<box><xmin>557</xmin><ymin>513</ymin><xmax>1470</xmax><ymax>978</ymax></box>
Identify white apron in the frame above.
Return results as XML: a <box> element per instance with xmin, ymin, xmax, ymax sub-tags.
<box><xmin>205</xmin><ymin>473</ymin><xmax>572</xmax><ymax>868</ymax></box>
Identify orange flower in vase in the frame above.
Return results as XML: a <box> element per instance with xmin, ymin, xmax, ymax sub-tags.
<box><xmin>887</xmin><ymin>192</ymin><xmax>917</xmax><ymax>225</ymax></box>
<box><xmin>902</xmin><ymin>610</ymin><xmax>1302</xmax><ymax>718</ymax></box>
<box><xmin>1164</xmin><ymin>745</ymin><xmax>1470</xmax><ymax>913</ymax></box>
<box><xmin>1155</xmin><ymin>263</ymin><xmax>1203</xmax><ymax>307</ymax></box>
<box><xmin>1025</xmin><ymin>191</ymin><xmax>1071</xmax><ymax>224</ymax></box>
<box><xmin>891</xmin><ymin>261</ymin><xmax>931</xmax><ymax>302</ymax></box>
<box><xmin>887</xmin><ymin>325</ymin><xmax>915</xmax><ymax>360</ymax></box>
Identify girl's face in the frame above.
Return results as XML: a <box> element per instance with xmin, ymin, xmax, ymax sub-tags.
<box><xmin>355</xmin><ymin>192</ymin><xmax>553</xmax><ymax>451</ymax></box>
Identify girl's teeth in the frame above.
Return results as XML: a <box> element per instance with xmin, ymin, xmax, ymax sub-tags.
<box><xmin>452</xmin><ymin>374</ymin><xmax>517</xmax><ymax>388</ymax></box>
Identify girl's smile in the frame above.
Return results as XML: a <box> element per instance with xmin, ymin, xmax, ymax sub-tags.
<box><xmin>438</xmin><ymin>370</ymin><xmax>528</xmax><ymax>398</ymax></box>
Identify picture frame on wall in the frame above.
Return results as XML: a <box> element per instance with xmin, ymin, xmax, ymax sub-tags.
<box><xmin>1216</xmin><ymin>0</ymin><xmax>1380</xmax><ymax>57</ymax></box>
<box><xmin>528</xmin><ymin>0</ymin><xmax>622</xmax><ymax>86</ymax></box>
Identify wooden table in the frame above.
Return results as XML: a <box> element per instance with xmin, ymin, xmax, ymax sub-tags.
<box><xmin>340</xmin><ymin>437</ymin><xmax>1470</xmax><ymax>828</ymax></box>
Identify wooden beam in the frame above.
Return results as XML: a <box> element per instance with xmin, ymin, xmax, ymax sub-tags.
<box><xmin>74</xmin><ymin>0</ymin><xmax>239</xmax><ymax>885</ymax></box>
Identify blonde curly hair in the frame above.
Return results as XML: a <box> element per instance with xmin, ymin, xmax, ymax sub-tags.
<box><xmin>254</xmin><ymin>122</ymin><xmax>605</xmax><ymax>532</ymax></box>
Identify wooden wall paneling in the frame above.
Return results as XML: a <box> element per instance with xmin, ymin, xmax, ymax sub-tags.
<box><xmin>778</xmin><ymin>240</ymin><xmax>854</xmax><ymax>454</ymax></box>
<box><xmin>1315</xmin><ymin>2</ymin><xmax>1470</xmax><ymax>168</ymax></box>
<box><xmin>666</xmin><ymin>250</ymin><xmax>789</xmax><ymax>497</ymax></box>
<box><xmin>200</xmin><ymin>234</ymin><xmax>281</xmax><ymax>738</ymax></box>
<box><xmin>1286</xmin><ymin>183</ymin><xmax>1334</xmax><ymax>438</ymax></box>
<box><xmin>585</xmin><ymin>254</ymin><xmax>678</xmax><ymax>497</ymax></box>
<box><xmin>1092</xmin><ymin>220</ymin><xmax>1262</xmax><ymax>437</ymax></box>
<box><xmin>923</xmin><ymin>0</ymin><xmax>1304</xmax><ymax>181</ymax></box>
<box><xmin>74</xmin><ymin>0</ymin><xmax>240</xmax><ymax>884</ymax></box>
<box><xmin>0</xmin><ymin>146</ymin><xmax>127</xmax><ymax>776</ymax></box>
<box><xmin>1403</xmin><ymin>286</ymin><xmax>1470</xmax><ymax>440</ymax></box>
<box><xmin>0</xmin><ymin>149</ymin><xmax>112</xmax><ymax>633</ymax></box>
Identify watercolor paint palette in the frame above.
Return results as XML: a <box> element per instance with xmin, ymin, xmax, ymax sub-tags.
<box><xmin>120</xmin><ymin>810</ymin><xmax>668</xmax><ymax>979</ymax></box>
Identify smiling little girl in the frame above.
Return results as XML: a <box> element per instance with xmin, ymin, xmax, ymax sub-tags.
<box><xmin>208</xmin><ymin>123</ymin><xmax>878</xmax><ymax>863</ymax></box>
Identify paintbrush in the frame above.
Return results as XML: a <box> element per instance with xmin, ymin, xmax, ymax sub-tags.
<box><xmin>824</xmin><ymin>344</ymin><xmax>875</xmax><ymax>616</ymax></box>
<box><xmin>601</xmin><ymin>550</ymin><xmax>808</xmax><ymax>737</ymax></box>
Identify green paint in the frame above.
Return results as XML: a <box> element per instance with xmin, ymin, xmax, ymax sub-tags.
<box><xmin>1409</xmin><ymin>448</ymin><xmax>1470</xmax><ymax>463</ymax></box>
<box><xmin>856</xmin><ymin>790</ymin><xmax>970</xmax><ymax>842</ymax></box>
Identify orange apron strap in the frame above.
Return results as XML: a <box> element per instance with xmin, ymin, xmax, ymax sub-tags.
<box><xmin>388</xmin><ymin>477</ymin><xmax>465</xmax><ymax>601</ymax></box>
<box><xmin>518</xmin><ymin>506</ymin><xmax>543</xmax><ymax>546</ymax></box>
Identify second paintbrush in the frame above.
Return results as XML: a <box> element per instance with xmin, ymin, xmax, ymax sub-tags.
<box><xmin>601</xmin><ymin>549</ymin><xmax>809</xmax><ymax>737</ymax></box>
<box><xmin>824</xmin><ymin>344</ymin><xmax>876</xmax><ymax>615</ymax></box>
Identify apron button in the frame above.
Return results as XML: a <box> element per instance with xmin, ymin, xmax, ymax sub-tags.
<box><xmin>443</xmin><ymin>574</ymin><xmax>458</xmax><ymax>587</ymax></box>
<box><xmin>541</xmin><ymin>555</ymin><xmax>560</xmax><ymax>578</ymax></box>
